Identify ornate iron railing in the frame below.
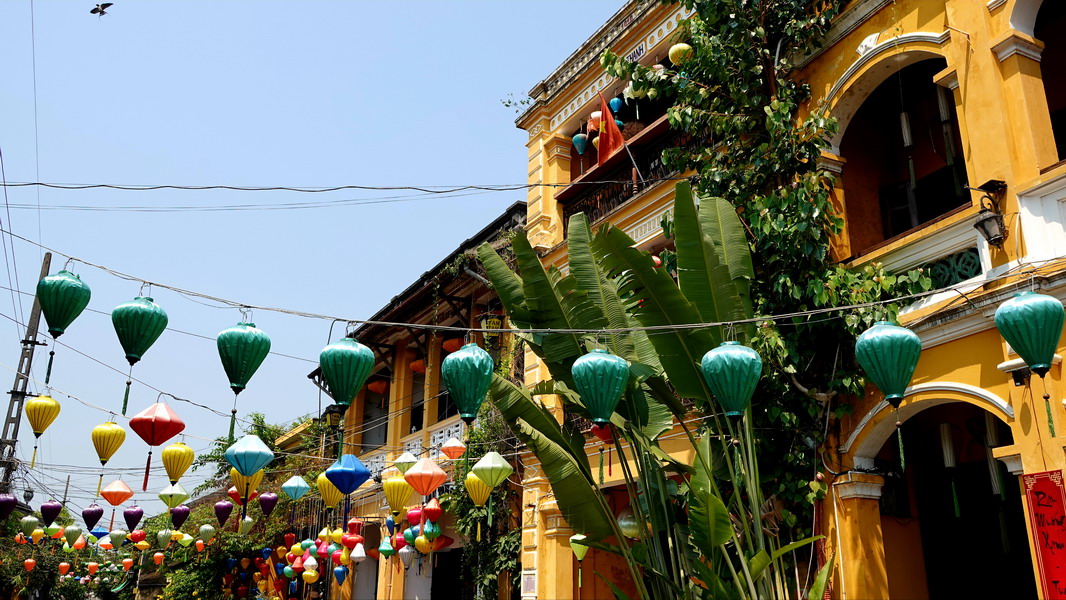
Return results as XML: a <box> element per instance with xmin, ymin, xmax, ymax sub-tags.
<box><xmin>561</xmin><ymin>129</ymin><xmax>689</xmax><ymax>237</ymax></box>
<box><xmin>922</xmin><ymin>247</ymin><xmax>982</xmax><ymax>288</ymax></box>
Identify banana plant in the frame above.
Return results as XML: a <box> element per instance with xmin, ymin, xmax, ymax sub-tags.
<box><xmin>476</xmin><ymin>182</ymin><xmax>833</xmax><ymax>600</ymax></box>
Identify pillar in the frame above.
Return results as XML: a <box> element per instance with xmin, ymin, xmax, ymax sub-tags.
<box><xmin>829</xmin><ymin>472</ymin><xmax>889</xmax><ymax>600</ymax></box>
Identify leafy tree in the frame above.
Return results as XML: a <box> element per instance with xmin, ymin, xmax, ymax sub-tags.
<box><xmin>600</xmin><ymin>0</ymin><xmax>932</xmax><ymax>513</ymax></box>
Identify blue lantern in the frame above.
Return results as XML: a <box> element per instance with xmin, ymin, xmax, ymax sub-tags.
<box><xmin>334</xmin><ymin>565</ymin><xmax>348</xmax><ymax>585</ymax></box>
<box><xmin>608</xmin><ymin>97</ymin><xmax>623</xmax><ymax>113</ymax></box>
<box><xmin>325</xmin><ymin>454</ymin><xmax>371</xmax><ymax>495</ymax></box>
<box><xmin>572</xmin><ymin>133</ymin><xmax>589</xmax><ymax>155</ymax></box>
<box><xmin>224</xmin><ymin>435</ymin><xmax>274</xmax><ymax>477</ymax></box>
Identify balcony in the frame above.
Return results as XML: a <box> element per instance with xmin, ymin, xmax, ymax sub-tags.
<box><xmin>557</xmin><ymin>116</ymin><xmax>689</xmax><ymax>238</ymax></box>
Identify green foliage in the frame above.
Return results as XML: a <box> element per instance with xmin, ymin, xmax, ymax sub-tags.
<box><xmin>438</xmin><ymin>402</ymin><xmax>520</xmax><ymax>599</ymax></box>
<box><xmin>600</xmin><ymin>0</ymin><xmax>933</xmax><ymax>514</ymax></box>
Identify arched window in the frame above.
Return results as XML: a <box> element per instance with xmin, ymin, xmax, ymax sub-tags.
<box><xmin>840</xmin><ymin>58</ymin><xmax>969</xmax><ymax>255</ymax></box>
<box><xmin>1036</xmin><ymin>1</ymin><xmax>1066</xmax><ymax>161</ymax></box>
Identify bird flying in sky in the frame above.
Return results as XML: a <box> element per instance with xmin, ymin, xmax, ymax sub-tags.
<box><xmin>90</xmin><ymin>3</ymin><xmax>113</xmax><ymax>16</ymax></box>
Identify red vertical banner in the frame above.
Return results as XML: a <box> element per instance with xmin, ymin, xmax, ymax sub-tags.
<box><xmin>1025</xmin><ymin>470</ymin><xmax>1066</xmax><ymax>599</ymax></box>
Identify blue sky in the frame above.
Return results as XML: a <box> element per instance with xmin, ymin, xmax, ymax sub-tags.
<box><xmin>0</xmin><ymin>0</ymin><xmax>623</xmax><ymax>520</ymax></box>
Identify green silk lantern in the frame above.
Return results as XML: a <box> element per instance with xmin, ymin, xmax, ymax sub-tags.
<box><xmin>994</xmin><ymin>291</ymin><xmax>1065</xmax><ymax>378</ymax></box>
<box><xmin>217</xmin><ymin>322</ymin><xmax>271</xmax><ymax>393</ymax></box>
<box><xmin>700</xmin><ymin>342</ymin><xmax>762</xmax><ymax>417</ymax></box>
<box><xmin>571</xmin><ymin>349</ymin><xmax>629</xmax><ymax>424</ymax></box>
<box><xmin>112</xmin><ymin>297</ymin><xmax>168</xmax><ymax>365</ymax></box>
<box><xmin>855</xmin><ymin>321</ymin><xmax>922</xmax><ymax>408</ymax></box>
<box><xmin>440</xmin><ymin>343</ymin><xmax>494</xmax><ymax>425</ymax></box>
<box><xmin>569</xmin><ymin>534</ymin><xmax>590</xmax><ymax>587</ymax></box>
<box><xmin>36</xmin><ymin>270</ymin><xmax>91</xmax><ymax>385</ymax></box>
<box><xmin>37</xmin><ymin>270</ymin><xmax>91</xmax><ymax>339</ymax></box>
<box><xmin>112</xmin><ymin>296</ymin><xmax>168</xmax><ymax>414</ymax></box>
<box><xmin>319</xmin><ymin>337</ymin><xmax>375</xmax><ymax>406</ymax></box>
<box><xmin>218</xmin><ymin>321</ymin><xmax>272</xmax><ymax>442</ymax></box>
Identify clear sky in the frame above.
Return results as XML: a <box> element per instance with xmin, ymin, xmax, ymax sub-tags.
<box><xmin>0</xmin><ymin>0</ymin><xmax>623</xmax><ymax>523</ymax></box>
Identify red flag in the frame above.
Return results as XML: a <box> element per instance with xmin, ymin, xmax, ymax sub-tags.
<box><xmin>597</xmin><ymin>92</ymin><xmax>624</xmax><ymax>166</ymax></box>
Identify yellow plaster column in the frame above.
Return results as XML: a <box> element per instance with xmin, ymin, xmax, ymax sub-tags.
<box><xmin>525</xmin><ymin>114</ymin><xmax>556</xmax><ymax>250</ymax></box>
<box><xmin>818</xmin><ymin>153</ymin><xmax>850</xmax><ymax>261</ymax></box>
<box><xmin>521</xmin><ymin>465</ymin><xmax>576</xmax><ymax>600</ymax></box>
<box><xmin>422</xmin><ymin>335</ymin><xmax>442</xmax><ymax>447</ymax></box>
<box><xmin>829</xmin><ymin>472</ymin><xmax>889</xmax><ymax>600</ymax></box>
<box><xmin>345</xmin><ymin>388</ymin><xmax>365</xmax><ymax>452</ymax></box>
<box><xmin>991</xmin><ymin>30</ymin><xmax>1058</xmax><ymax>178</ymax></box>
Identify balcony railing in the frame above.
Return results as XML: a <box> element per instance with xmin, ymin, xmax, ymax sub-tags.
<box><xmin>558</xmin><ymin>117</ymin><xmax>692</xmax><ymax>239</ymax></box>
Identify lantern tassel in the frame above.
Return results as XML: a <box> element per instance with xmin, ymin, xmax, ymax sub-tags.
<box><xmin>477</xmin><ymin>520</ymin><xmax>481</xmax><ymax>543</ymax></box>
<box><xmin>96</xmin><ymin>474</ymin><xmax>103</xmax><ymax>499</ymax></box>
<box><xmin>1044</xmin><ymin>390</ymin><xmax>1057</xmax><ymax>437</ymax></box>
<box><xmin>598</xmin><ymin>447</ymin><xmax>604</xmax><ymax>485</ymax></box>
<box><xmin>950</xmin><ymin>478</ymin><xmax>961</xmax><ymax>519</ymax></box>
<box><xmin>228</xmin><ymin>409</ymin><xmax>237</xmax><ymax>445</ymax></box>
<box><xmin>109</xmin><ymin>509</ymin><xmax>115</xmax><ymax>530</ymax></box>
<box><xmin>487</xmin><ymin>494</ymin><xmax>493</xmax><ymax>528</ymax></box>
<box><xmin>608</xmin><ymin>445</ymin><xmax>612</xmax><ymax>477</ymax></box>
<box><xmin>241</xmin><ymin>482</ymin><xmax>250</xmax><ymax>521</ymax></box>
<box><xmin>142</xmin><ymin>451</ymin><xmax>152</xmax><ymax>491</ymax></box>
<box><xmin>896</xmin><ymin>409</ymin><xmax>905</xmax><ymax>472</ymax></box>
<box><xmin>578</xmin><ymin>562</ymin><xmax>583</xmax><ymax>588</ymax></box>
<box><xmin>121</xmin><ymin>368</ymin><xmax>132</xmax><ymax>416</ymax></box>
<box><xmin>44</xmin><ymin>351</ymin><xmax>54</xmax><ymax>385</ymax></box>
<box><xmin>30</xmin><ymin>445</ymin><xmax>37</xmax><ymax>470</ymax></box>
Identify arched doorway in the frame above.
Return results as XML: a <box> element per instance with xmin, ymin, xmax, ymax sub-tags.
<box><xmin>837</xmin><ymin>57</ymin><xmax>969</xmax><ymax>255</ymax></box>
<box><xmin>1035</xmin><ymin>0</ymin><xmax>1066</xmax><ymax>161</ymax></box>
<box><xmin>872</xmin><ymin>402</ymin><xmax>1036</xmax><ymax>599</ymax></box>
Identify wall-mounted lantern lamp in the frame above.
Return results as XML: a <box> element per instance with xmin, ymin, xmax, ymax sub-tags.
<box><xmin>322</xmin><ymin>403</ymin><xmax>347</xmax><ymax>428</ymax></box>
<box><xmin>969</xmin><ymin>180</ymin><xmax>1008</xmax><ymax>248</ymax></box>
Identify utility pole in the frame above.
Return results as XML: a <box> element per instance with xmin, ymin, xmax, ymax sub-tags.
<box><xmin>0</xmin><ymin>252</ymin><xmax>50</xmax><ymax>493</ymax></box>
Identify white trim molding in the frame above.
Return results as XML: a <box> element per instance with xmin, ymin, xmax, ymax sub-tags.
<box><xmin>987</xmin><ymin>0</ymin><xmax>1008</xmax><ymax>11</ymax></box>
<box><xmin>1017</xmin><ymin>171</ymin><xmax>1066</xmax><ymax>263</ymax></box>
<box><xmin>826</xmin><ymin>31</ymin><xmax>951</xmax><ymax>106</ymax></box>
<box><xmin>995</xmin><ymin>452</ymin><xmax>1024</xmax><ymax>475</ymax></box>
<box><xmin>991</xmin><ymin>31</ymin><xmax>1044</xmax><ymax>62</ymax></box>
<box><xmin>844</xmin><ymin>381</ymin><xmax>1014</xmax><ymax>458</ymax></box>
<box><xmin>834</xmin><ymin>473</ymin><xmax>885</xmax><ymax>500</ymax></box>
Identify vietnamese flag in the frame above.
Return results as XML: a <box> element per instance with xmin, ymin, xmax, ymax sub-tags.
<box><xmin>597</xmin><ymin>92</ymin><xmax>624</xmax><ymax>166</ymax></box>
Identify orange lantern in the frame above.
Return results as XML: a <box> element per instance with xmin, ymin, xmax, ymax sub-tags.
<box><xmin>442</xmin><ymin>339</ymin><xmax>463</xmax><ymax>353</ymax></box>
<box><xmin>51</xmin><ymin>526</ymin><xmax>65</xmax><ymax>540</ymax></box>
<box><xmin>195</xmin><ymin>539</ymin><xmax>205</xmax><ymax>552</ymax></box>
<box><xmin>23</xmin><ymin>558</ymin><xmax>35</xmax><ymax>572</ymax></box>
<box><xmin>366</xmin><ymin>380</ymin><xmax>388</xmax><ymax>395</ymax></box>
<box><xmin>403</xmin><ymin>458</ymin><xmax>447</xmax><ymax>498</ymax></box>
<box><xmin>122</xmin><ymin>558</ymin><xmax>134</xmax><ymax>571</ymax></box>
<box><xmin>153</xmin><ymin>552</ymin><xmax>164</xmax><ymax>565</ymax></box>
<box><xmin>73</xmin><ymin>535</ymin><xmax>86</xmax><ymax>550</ymax></box>
<box><xmin>409</xmin><ymin>359</ymin><xmax>426</xmax><ymax>374</ymax></box>
<box><xmin>58</xmin><ymin>562</ymin><xmax>70</xmax><ymax>575</ymax></box>
<box><xmin>440</xmin><ymin>437</ymin><xmax>466</xmax><ymax>460</ymax></box>
<box><xmin>100</xmin><ymin>480</ymin><xmax>134</xmax><ymax>529</ymax></box>
<box><xmin>87</xmin><ymin>562</ymin><xmax>99</xmax><ymax>575</ymax></box>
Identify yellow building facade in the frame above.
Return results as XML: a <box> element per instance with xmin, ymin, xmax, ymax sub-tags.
<box><xmin>515</xmin><ymin>0</ymin><xmax>1066</xmax><ymax>598</ymax></box>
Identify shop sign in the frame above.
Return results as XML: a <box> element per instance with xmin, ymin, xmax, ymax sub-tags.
<box><xmin>1024</xmin><ymin>470</ymin><xmax>1066</xmax><ymax>599</ymax></box>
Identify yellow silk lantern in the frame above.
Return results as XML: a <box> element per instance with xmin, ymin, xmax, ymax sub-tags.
<box><xmin>162</xmin><ymin>442</ymin><xmax>194</xmax><ymax>484</ymax></box>
<box><xmin>382</xmin><ymin>476</ymin><xmax>413</xmax><ymax>517</ymax></box>
<box><xmin>134</xmin><ymin>540</ymin><xmax>150</xmax><ymax>551</ymax></box>
<box><xmin>31</xmin><ymin>528</ymin><xmax>44</xmax><ymax>544</ymax></box>
<box><xmin>230</xmin><ymin>468</ymin><xmax>263</xmax><ymax>498</ymax></box>
<box><xmin>316</xmin><ymin>473</ymin><xmax>342</xmax><ymax>508</ymax></box>
<box><xmin>331</xmin><ymin>528</ymin><xmax>343</xmax><ymax>544</ymax></box>
<box><xmin>302</xmin><ymin>570</ymin><xmax>319</xmax><ymax>583</ymax></box>
<box><xmin>25</xmin><ymin>395</ymin><xmax>60</xmax><ymax>468</ymax></box>
<box><xmin>465</xmin><ymin>472</ymin><xmax>493</xmax><ymax>540</ymax></box>
<box><xmin>91</xmin><ymin>421</ymin><xmax>126</xmax><ymax>495</ymax></box>
<box><xmin>340</xmin><ymin>547</ymin><xmax>350</xmax><ymax>565</ymax></box>
<box><xmin>414</xmin><ymin>535</ymin><xmax>431</xmax><ymax>554</ymax></box>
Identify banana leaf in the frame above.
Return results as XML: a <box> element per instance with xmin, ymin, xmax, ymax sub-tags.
<box><xmin>673</xmin><ymin>180</ymin><xmax>741</xmax><ymax>334</ymax></box>
<box><xmin>592</xmin><ymin>224</ymin><xmax>716</xmax><ymax>400</ymax></box>
<box><xmin>489</xmin><ymin>375</ymin><xmax>587</xmax><ymax>464</ymax></box>
<box><xmin>513</xmin><ymin>419</ymin><xmax>615</xmax><ymax>540</ymax></box>
<box><xmin>477</xmin><ymin>242</ymin><xmax>529</xmax><ymax>323</ymax></box>
<box><xmin>698</xmin><ymin>193</ymin><xmax>756</xmax><ymax>339</ymax></box>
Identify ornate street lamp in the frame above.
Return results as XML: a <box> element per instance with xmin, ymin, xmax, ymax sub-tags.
<box><xmin>969</xmin><ymin>180</ymin><xmax>1008</xmax><ymax>248</ymax></box>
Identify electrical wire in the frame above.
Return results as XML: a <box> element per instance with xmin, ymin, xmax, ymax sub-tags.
<box><xmin>2</xmin><ymin>225</ymin><xmax>1063</xmax><ymax>337</ymax></box>
<box><xmin>0</xmin><ymin>177</ymin><xmax>688</xmax><ymax>194</ymax></box>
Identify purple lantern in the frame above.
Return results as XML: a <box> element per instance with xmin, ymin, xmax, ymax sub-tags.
<box><xmin>215</xmin><ymin>500</ymin><xmax>234</xmax><ymax>527</ymax></box>
<box><xmin>82</xmin><ymin>503</ymin><xmax>104</xmax><ymax>530</ymax></box>
<box><xmin>0</xmin><ymin>493</ymin><xmax>16</xmax><ymax>521</ymax></box>
<box><xmin>40</xmin><ymin>500</ymin><xmax>62</xmax><ymax>527</ymax></box>
<box><xmin>170</xmin><ymin>505</ymin><xmax>191</xmax><ymax>529</ymax></box>
<box><xmin>123</xmin><ymin>505</ymin><xmax>144</xmax><ymax>531</ymax></box>
<box><xmin>257</xmin><ymin>492</ymin><xmax>278</xmax><ymax>518</ymax></box>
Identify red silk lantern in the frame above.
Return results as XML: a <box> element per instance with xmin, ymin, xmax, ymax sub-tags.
<box><xmin>409</xmin><ymin>359</ymin><xmax>426</xmax><ymax>374</ymax></box>
<box><xmin>346</xmin><ymin>518</ymin><xmax>363</xmax><ymax>536</ymax></box>
<box><xmin>122</xmin><ymin>558</ymin><xmax>134</xmax><ymax>571</ymax></box>
<box><xmin>442</xmin><ymin>339</ymin><xmax>463</xmax><ymax>353</ymax></box>
<box><xmin>432</xmin><ymin>535</ymin><xmax>455</xmax><ymax>551</ymax></box>
<box><xmin>366</xmin><ymin>380</ymin><xmax>387</xmax><ymax>395</ymax></box>
<box><xmin>129</xmin><ymin>403</ymin><xmax>185</xmax><ymax>491</ymax></box>
<box><xmin>228</xmin><ymin>486</ymin><xmax>258</xmax><ymax>506</ymax></box>
<box><xmin>152</xmin><ymin>553</ymin><xmax>164</xmax><ymax>565</ymax></box>
<box><xmin>24</xmin><ymin>558</ymin><xmax>35</xmax><ymax>572</ymax></box>
<box><xmin>423</xmin><ymin>498</ymin><xmax>443</xmax><ymax>523</ymax></box>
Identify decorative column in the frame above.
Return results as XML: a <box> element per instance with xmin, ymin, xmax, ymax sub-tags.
<box><xmin>990</xmin><ymin>30</ymin><xmax>1058</xmax><ymax>178</ymax></box>
<box><xmin>831</xmin><ymin>472</ymin><xmax>889</xmax><ymax>600</ymax></box>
